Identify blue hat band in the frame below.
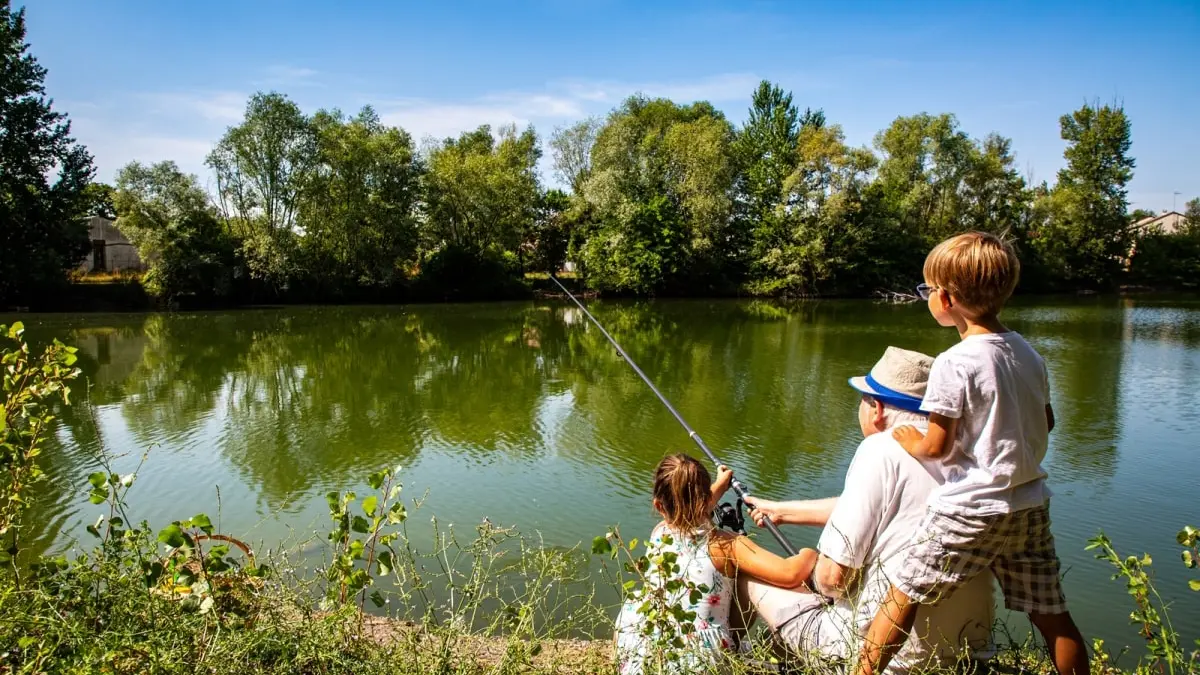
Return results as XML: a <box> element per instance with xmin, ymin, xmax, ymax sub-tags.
<box><xmin>865</xmin><ymin>374</ymin><xmax>925</xmax><ymax>413</ymax></box>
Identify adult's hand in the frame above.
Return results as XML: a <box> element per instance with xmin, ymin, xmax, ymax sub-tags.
<box><xmin>743</xmin><ymin>495</ymin><xmax>786</xmax><ymax>528</ymax></box>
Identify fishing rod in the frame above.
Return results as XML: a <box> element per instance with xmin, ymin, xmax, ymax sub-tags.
<box><xmin>549</xmin><ymin>275</ymin><xmax>799</xmax><ymax>556</ymax></box>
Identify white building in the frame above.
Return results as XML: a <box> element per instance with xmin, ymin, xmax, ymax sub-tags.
<box><xmin>1134</xmin><ymin>211</ymin><xmax>1189</xmax><ymax>236</ymax></box>
<box><xmin>78</xmin><ymin>216</ymin><xmax>144</xmax><ymax>273</ymax></box>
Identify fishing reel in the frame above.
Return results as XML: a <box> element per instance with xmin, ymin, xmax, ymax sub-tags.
<box><xmin>714</xmin><ymin>498</ymin><xmax>746</xmax><ymax>535</ymax></box>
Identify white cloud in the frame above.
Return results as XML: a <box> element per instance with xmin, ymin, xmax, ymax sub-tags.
<box><xmin>376</xmin><ymin>73</ymin><xmax>762</xmax><ymax>142</ymax></box>
<box><xmin>256</xmin><ymin>65</ymin><xmax>322</xmax><ymax>88</ymax></box>
<box><xmin>73</xmin><ymin>72</ymin><xmax>770</xmax><ymax>182</ymax></box>
<box><xmin>139</xmin><ymin>90</ymin><xmax>248</xmax><ymax>124</ymax></box>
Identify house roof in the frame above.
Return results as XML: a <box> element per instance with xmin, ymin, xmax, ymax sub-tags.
<box><xmin>1134</xmin><ymin>211</ymin><xmax>1185</xmax><ymax>227</ymax></box>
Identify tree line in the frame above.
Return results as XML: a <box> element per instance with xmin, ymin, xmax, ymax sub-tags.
<box><xmin>2</xmin><ymin>0</ymin><xmax>1197</xmax><ymax>308</ymax></box>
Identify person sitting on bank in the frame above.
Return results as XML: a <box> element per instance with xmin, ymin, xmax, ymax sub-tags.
<box><xmin>743</xmin><ymin>346</ymin><xmax>995</xmax><ymax>673</ymax></box>
<box><xmin>613</xmin><ymin>453</ymin><xmax>820</xmax><ymax>674</ymax></box>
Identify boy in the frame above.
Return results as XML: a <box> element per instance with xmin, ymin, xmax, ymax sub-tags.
<box><xmin>854</xmin><ymin>232</ymin><xmax>1088</xmax><ymax>675</ymax></box>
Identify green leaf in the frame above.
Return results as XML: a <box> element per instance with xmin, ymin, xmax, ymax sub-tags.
<box><xmin>351</xmin><ymin>516</ymin><xmax>370</xmax><ymax>534</ymax></box>
<box><xmin>7</xmin><ymin>322</ymin><xmax>24</xmax><ymax>339</ymax></box>
<box><xmin>591</xmin><ymin>536</ymin><xmax>612</xmax><ymax>555</ymax></box>
<box><xmin>87</xmin><ymin>472</ymin><xmax>107</xmax><ymax>488</ymax></box>
<box><xmin>376</xmin><ymin>550</ymin><xmax>393</xmax><ymax>577</ymax></box>
<box><xmin>1189</xmin><ymin>579</ymin><xmax>1200</xmax><ymax>592</ymax></box>
<box><xmin>370</xmin><ymin>590</ymin><xmax>386</xmax><ymax>607</ymax></box>
<box><xmin>367</xmin><ymin>471</ymin><xmax>386</xmax><ymax>490</ymax></box>
<box><xmin>362</xmin><ymin>496</ymin><xmax>378</xmax><ymax>518</ymax></box>
<box><xmin>1183</xmin><ymin>550</ymin><xmax>1195</xmax><ymax>569</ymax></box>
<box><xmin>158</xmin><ymin>523</ymin><xmax>187</xmax><ymax>549</ymax></box>
<box><xmin>386</xmin><ymin>502</ymin><xmax>407</xmax><ymax>524</ymax></box>
<box><xmin>191</xmin><ymin>513</ymin><xmax>213</xmax><ymax>536</ymax></box>
<box><xmin>88</xmin><ymin>488</ymin><xmax>108</xmax><ymax>504</ymax></box>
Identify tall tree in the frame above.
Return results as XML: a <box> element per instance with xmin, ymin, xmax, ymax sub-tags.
<box><xmin>733</xmin><ymin>80</ymin><xmax>824</xmax><ymax>282</ymax></box>
<box><xmin>549</xmin><ymin>117</ymin><xmax>600</xmax><ymax>194</ymax></box>
<box><xmin>298</xmin><ymin>106</ymin><xmax>422</xmax><ymax>293</ymax></box>
<box><xmin>422</xmin><ymin>124</ymin><xmax>541</xmax><ymax>254</ymax></box>
<box><xmin>1031</xmin><ymin>102</ymin><xmax>1135</xmax><ymax>287</ymax></box>
<box><xmin>579</xmin><ymin>96</ymin><xmax>736</xmax><ymax>293</ymax></box>
<box><xmin>208</xmin><ymin>92</ymin><xmax>317</xmax><ymax>286</ymax></box>
<box><xmin>114</xmin><ymin>161</ymin><xmax>240</xmax><ymax>301</ymax></box>
<box><xmin>0</xmin><ymin>0</ymin><xmax>94</xmax><ymax>305</ymax></box>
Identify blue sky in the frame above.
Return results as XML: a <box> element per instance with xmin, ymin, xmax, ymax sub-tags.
<box><xmin>24</xmin><ymin>0</ymin><xmax>1200</xmax><ymax>211</ymax></box>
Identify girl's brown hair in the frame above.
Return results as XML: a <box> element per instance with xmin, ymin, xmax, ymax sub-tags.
<box><xmin>653</xmin><ymin>454</ymin><xmax>713</xmax><ymax>533</ymax></box>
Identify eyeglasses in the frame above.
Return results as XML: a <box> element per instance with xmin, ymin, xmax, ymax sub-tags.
<box><xmin>916</xmin><ymin>283</ymin><xmax>934</xmax><ymax>300</ymax></box>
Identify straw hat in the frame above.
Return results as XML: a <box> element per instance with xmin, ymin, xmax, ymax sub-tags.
<box><xmin>847</xmin><ymin>346</ymin><xmax>933</xmax><ymax>413</ymax></box>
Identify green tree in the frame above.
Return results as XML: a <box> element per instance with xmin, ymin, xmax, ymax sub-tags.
<box><xmin>114</xmin><ymin>161</ymin><xmax>241</xmax><ymax>301</ymax></box>
<box><xmin>297</xmin><ymin>106</ymin><xmax>422</xmax><ymax>295</ymax></box>
<box><xmin>422</xmin><ymin>124</ymin><xmax>541</xmax><ymax>255</ymax></box>
<box><xmin>208</xmin><ymin>92</ymin><xmax>317</xmax><ymax>287</ymax></box>
<box><xmin>550</xmin><ymin>117</ymin><xmax>600</xmax><ymax>194</ymax></box>
<box><xmin>0</xmin><ymin>0</ymin><xmax>94</xmax><ymax>306</ymax></box>
<box><xmin>732</xmin><ymin>81</ymin><xmax>825</xmax><ymax>283</ymax></box>
<box><xmin>752</xmin><ymin>123</ymin><xmax>914</xmax><ymax>296</ymax></box>
<box><xmin>524</xmin><ymin>188</ymin><xmax>573</xmax><ymax>274</ymax></box>
<box><xmin>82</xmin><ymin>182</ymin><xmax>116</xmax><ymax>219</ymax></box>
<box><xmin>579</xmin><ymin>96</ymin><xmax>736</xmax><ymax>293</ymax></box>
<box><xmin>1030</xmin><ymin>102</ymin><xmax>1135</xmax><ymax>288</ymax></box>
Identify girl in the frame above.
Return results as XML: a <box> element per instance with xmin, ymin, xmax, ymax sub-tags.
<box><xmin>614</xmin><ymin>454</ymin><xmax>819</xmax><ymax>674</ymax></box>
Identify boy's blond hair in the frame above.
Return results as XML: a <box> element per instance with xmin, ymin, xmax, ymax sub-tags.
<box><xmin>923</xmin><ymin>232</ymin><xmax>1020</xmax><ymax>318</ymax></box>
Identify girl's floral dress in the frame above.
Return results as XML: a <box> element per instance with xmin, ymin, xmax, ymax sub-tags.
<box><xmin>614</xmin><ymin>523</ymin><xmax>736</xmax><ymax>674</ymax></box>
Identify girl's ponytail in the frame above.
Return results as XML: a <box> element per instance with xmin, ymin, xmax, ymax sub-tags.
<box><xmin>653</xmin><ymin>454</ymin><xmax>713</xmax><ymax>534</ymax></box>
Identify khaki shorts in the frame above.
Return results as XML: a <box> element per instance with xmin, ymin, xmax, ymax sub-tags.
<box><xmin>890</xmin><ymin>502</ymin><xmax>1068</xmax><ymax>615</ymax></box>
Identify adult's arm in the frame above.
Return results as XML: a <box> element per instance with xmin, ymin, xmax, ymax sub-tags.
<box><xmin>743</xmin><ymin>495</ymin><xmax>839</xmax><ymax>527</ymax></box>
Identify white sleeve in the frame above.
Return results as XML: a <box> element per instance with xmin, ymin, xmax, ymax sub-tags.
<box><xmin>817</xmin><ymin>442</ymin><xmax>892</xmax><ymax>570</ymax></box>
<box><xmin>920</xmin><ymin>352</ymin><xmax>965</xmax><ymax>419</ymax></box>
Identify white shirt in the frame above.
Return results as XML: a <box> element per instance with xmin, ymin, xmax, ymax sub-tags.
<box><xmin>814</xmin><ymin>431</ymin><xmax>995</xmax><ymax>672</ymax></box>
<box><xmin>921</xmin><ymin>332</ymin><xmax>1050</xmax><ymax>515</ymax></box>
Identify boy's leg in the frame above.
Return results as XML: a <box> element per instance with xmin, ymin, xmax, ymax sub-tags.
<box><xmin>855</xmin><ymin>509</ymin><xmax>1000</xmax><ymax>675</ymax></box>
<box><xmin>854</xmin><ymin>584</ymin><xmax>918</xmax><ymax>675</ymax></box>
<box><xmin>993</xmin><ymin>502</ymin><xmax>1089</xmax><ymax>675</ymax></box>
<box><xmin>1029</xmin><ymin>612</ymin><xmax>1089</xmax><ymax>675</ymax></box>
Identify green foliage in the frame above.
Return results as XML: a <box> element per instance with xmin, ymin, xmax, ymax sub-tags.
<box><xmin>0</xmin><ymin>0</ymin><xmax>95</xmax><ymax>306</ymax></box>
<box><xmin>423</xmin><ymin>124</ymin><xmax>542</xmax><ymax>256</ymax></box>
<box><xmin>114</xmin><ymin>161</ymin><xmax>243</xmax><ymax>302</ymax></box>
<box><xmin>208</xmin><ymin>91</ymin><xmax>317</xmax><ymax>288</ymax></box>
<box><xmin>18</xmin><ymin>77</ymin><xmax>1177</xmax><ymax>304</ymax></box>
<box><xmin>0</xmin><ymin>323</ymin><xmax>80</xmax><ymax>565</ymax></box>
<box><xmin>579</xmin><ymin>96</ymin><xmax>737</xmax><ymax>293</ymax></box>
<box><xmin>1030</xmin><ymin>103</ymin><xmax>1136</xmax><ymax>289</ymax></box>
<box><xmin>550</xmin><ymin>117</ymin><xmax>601</xmax><ymax>194</ymax></box>
<box><xmin>1087</xmin><ymin>526</ymin><xmax>1200</xmax><ymax>674</ymax></box>
<box><xmin>297</xmin><ymin>106</ymin><xmax>423</xmax><ymax>296</ymax></box>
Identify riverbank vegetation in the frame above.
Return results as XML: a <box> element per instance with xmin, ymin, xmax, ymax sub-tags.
<box><xmin>2</xmin><ymin>0</ymin><xmax>1198</xmax><ymax>310</ymax></box>
<box><xmin>2</xmin><ymin>325</ymin><xmax>1198</xmax><ymax>673</ymax></box>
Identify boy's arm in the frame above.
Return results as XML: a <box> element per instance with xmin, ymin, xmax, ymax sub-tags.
<box><xmin>893</xmin><ymin>412</ymin><xmax>957</xmax><ymax>459</ymax></box>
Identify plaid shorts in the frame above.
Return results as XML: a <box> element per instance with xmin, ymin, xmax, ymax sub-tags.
<box><xmin>889</xmin><ymin>502</ymin><xmax>1068</xmax><ymax>615</ymax></box>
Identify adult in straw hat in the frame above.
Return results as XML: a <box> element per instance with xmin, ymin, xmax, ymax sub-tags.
<box><xmin>741</xmin><ymin>347</ymin><xmax>995</xmax><ymax>673</ymax></box>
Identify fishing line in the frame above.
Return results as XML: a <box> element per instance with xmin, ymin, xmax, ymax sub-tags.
<box><xmin>549</xmin><ymin>275</ymin><xmax>798</xmax><ymax>555</ymax></box>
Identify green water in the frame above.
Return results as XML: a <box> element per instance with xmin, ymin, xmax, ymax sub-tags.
<box><xmin>11</xmin><ymin>297</ymin><xmax>1200</xmax><ymax>648</ymax></box>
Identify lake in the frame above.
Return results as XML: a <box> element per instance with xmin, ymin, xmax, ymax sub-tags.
<box><xmin>8</xmin><ymin>296</ymin><xmax>1200</xmax><ymax>649</ymax></box>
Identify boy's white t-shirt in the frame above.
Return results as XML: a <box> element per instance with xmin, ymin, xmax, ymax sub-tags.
<box><xmin>921</xmin><ymin>331</ymin><xmax>1050</xmax><ymax>516</ymax></box>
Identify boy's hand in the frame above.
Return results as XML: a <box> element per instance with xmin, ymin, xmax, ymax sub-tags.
<box><xmin>711</xmin><ymin>465</ymin><xmax>733</xmax><ymax>497</ymax></box>
<box><xmin>892</xmin><ymin>425</ymin><xmax>925</xmax><ymax>455</ymax></box>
